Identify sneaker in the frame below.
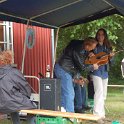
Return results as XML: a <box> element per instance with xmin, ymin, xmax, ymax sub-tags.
<box><xmin>61</xmin><ymin>107</ymin><xmax>66</xmax><ymax>112</ymax></box>
<box><xmin>83</xmin><ymin>106</ymin><xmax>92</xmax><ymax>110</ymax></box>
<box><xmin>75</xmin><ymin>108</ymin><xmax>85</xmax><ymax>113</ymax></box>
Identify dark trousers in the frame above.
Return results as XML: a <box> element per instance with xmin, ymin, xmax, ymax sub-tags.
<box><xmin>87</xmin><ymin>75</ymin><xmax>94</xmax><ymax>99</ymax></box>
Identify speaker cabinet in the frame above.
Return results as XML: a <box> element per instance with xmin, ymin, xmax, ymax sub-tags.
<box><xmin>40</xmin><ymin>78</ymin><xmax>61</xmax><ymax>111</ymax></box>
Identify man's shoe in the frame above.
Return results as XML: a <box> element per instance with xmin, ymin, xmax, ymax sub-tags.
<box><xmin>75</xmin><ymin>108</ymin><xmax>85</xmax><ymax>113</ymax></box>
<box><xmin>83</xmin><ymin>106</ymin><xmax>92</xmax><ymax>111</ymax></box>
<box><xmin>61</xmin><ymin>107</ymin><xmax>66</xmax><ymax>112</ymax></box>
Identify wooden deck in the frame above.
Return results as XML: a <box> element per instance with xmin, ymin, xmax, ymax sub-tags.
<box><xmin>20</xmin><ymin>109</ymin><xmax>100</xmax><ymax>121</ymax></box>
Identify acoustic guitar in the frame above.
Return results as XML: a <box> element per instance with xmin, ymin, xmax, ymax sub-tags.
<box><xmin>85</xmin><ymin>50</ymin><xmax>124</xmax><ymax>66</ymax></box>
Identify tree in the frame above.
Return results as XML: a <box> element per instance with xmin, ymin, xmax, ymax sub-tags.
<box><xmin>56</xmin><ymin>14</ymin><xmax>124</xmax><ymax>82</ymax></box>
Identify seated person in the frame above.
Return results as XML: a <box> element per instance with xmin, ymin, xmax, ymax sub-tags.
<box><xmin>74</xmin><ymin>73</ymin><xmax>91</xmax><ymax>113</ymax></box>
<box><xmin>0</xmin><ymin>50</ymin><xmax>36</xmax><ymax>124</ymax></box>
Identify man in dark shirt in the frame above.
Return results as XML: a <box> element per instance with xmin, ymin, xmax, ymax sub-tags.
<box><xmin>54</xmin><ymin>37</ymin><xmax>98</xmax><ymax>112</ymax></box>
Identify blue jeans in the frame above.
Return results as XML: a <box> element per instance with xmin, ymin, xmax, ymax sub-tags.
<box><xmin>74</xmin><ymin>84</ymin><xmax>87</xmax><ymax>109</ymax></box>
<box><xmin>54</xmin><ymin>64</ymin><xmax>75</xmax><ymax>112</ymax></box>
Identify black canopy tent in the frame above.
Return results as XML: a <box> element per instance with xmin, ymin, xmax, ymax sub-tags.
<box><xmin>0</xmin><ymin>0</ymin><xmax>124</xmax><ymax>28</ymax></box>
<box><xmin>0</xmin><ymin>0</ymin><xmax>124</xmax><ymax>74</ymax></box>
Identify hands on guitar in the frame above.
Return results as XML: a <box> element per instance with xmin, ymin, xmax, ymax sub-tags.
<box><xmin>85</xmin><ymin>51</ymin><xmax>115</xmax><ymax>67</ymax></box>
<box><xmin>73</xmin><ymin>76</ymin><xmax>89</xmax><ymax>86</ymax></box>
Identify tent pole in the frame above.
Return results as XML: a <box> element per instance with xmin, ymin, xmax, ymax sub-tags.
<box><xmin>102</xmin><ymin>0</ymin><xmax>114</xmax><ymax>7</ymax></box>
<box><xmin>51</xmin><ymin>28</ymin><xmax>60</xmax><ymax>78</ymax></box>
<box><xmin>0</xmin><ymin>12</ymin><xmax>58</xmax><ymax>29</ymax></box>
<box><xmin>21</xmin><ymin>20</ymin><xmax>30</xmax><ymax>73</ymax></box>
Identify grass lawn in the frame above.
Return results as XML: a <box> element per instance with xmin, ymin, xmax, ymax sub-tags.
<box><xmin>105</xmin><ymin>87</ymin><xmax>124</xmax><ymax>123</ymax></box>
<box><xmin>0</xmin><ymin>87</ymin><xmax>124</xmax><ymax>124</ymax></box>
<box><xmin>84</xmin><ymin>87</ymin><xmax>124</xmax><ymax>124</ymax></box>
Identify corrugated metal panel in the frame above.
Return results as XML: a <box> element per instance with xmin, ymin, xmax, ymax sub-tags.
<box><xmin>13</xmin><ymin>23</ymin><xmax>52</xmax><ymax>93</ymax></box>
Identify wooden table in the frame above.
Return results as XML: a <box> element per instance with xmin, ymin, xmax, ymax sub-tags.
<box><xmin>20</xmin><ymin>109</ymin><xmax>100</xmax><ymax>121</ymax></box>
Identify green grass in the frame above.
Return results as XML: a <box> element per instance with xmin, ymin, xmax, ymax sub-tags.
<box><xmin>0</xmin><ymin>87</ymin><xmax>124</xmax><ymax>124</ymax></box>
<box><xmin>82</xmin><ymin>87</ymin><xmax>124</xmax><ymax>124</ymax></box>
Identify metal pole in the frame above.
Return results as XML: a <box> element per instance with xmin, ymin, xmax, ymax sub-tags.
<box><xmin>21</xmin><ymin>20</ymin><xmax>30</xmax><ymax>73</ymax></box>
<box><xmin>51</xmin><ymin>28</ymin><xmax>60</xmax><ymax>78</ymax></box>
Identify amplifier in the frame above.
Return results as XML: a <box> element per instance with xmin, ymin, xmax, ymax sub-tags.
<box><xmin>40</xmin><ymin>78</ymin><xmax>61</xmax><ymax>111</ymax></box>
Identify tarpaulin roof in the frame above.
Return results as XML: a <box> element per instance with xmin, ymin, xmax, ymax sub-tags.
<box><xmin>0</xmin><ymin>0</ymin><xmax>124</xmax><ymax>28</ymax></box>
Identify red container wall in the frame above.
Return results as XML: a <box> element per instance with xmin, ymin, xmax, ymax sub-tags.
<box><xmin>13</xmin><ymin>23</ymin><xmax>52</xmax><ymax>93</ymax></box>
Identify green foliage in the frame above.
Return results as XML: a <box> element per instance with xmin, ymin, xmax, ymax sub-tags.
<box><xmin>56</xmin><ymin>14</ymin><xmax>124</xmax><ymax>82</ymax></box>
